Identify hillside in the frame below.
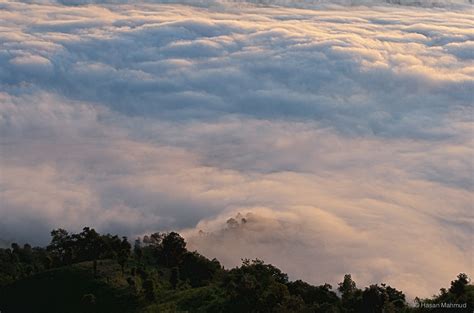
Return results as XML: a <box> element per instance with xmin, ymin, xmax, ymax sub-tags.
<box><xmin>0</xmin><ymin>261</ymin><xmax>136</xmax><ymax>313</ymax></box>
<box><xmin>0</xmin><ymin>227</ymin><xmax>472</xmax><ymax>313</ymax></box>
<box><xmin>0</xmin><ymin>259</ymin><xmax>225</xmax><ymax>313</ymax></box>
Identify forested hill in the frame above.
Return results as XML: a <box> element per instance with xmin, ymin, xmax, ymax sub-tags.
<box><xmin>0</xmin><ymin>227</ymin><xmax>472</xmax><ymax>313</ymax></box>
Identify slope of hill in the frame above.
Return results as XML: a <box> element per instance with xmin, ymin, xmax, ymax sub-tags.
<box><xmin>0</xmin><ymin>227</ymin><xmax>472</xmax><ymax>313</ymax></box>
<box><xmin>0</xmin><ymin>261</ymin><xmax>137</xmax><ymax>313</ymax></box>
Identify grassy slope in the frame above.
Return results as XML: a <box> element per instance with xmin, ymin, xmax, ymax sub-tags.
<box><xmin>142</xmin><ymin>286</ymin><xmax>226</xmax><ymax>313</ymax></box>
<box><xmin>0</xmin><ymin>260</ymin><xmax>138</xmax><ymax>313</ymax></box>
<box><xmin>0</xmin><ymin>260</ymin><xmax>226</xmax><ymax>313</ymax></box>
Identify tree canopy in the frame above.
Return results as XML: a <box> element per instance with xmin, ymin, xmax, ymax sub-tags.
<box><xmin>0</xmin><ymin>227</ymin><xmax>472</xmax><ymax>313</ymax></box>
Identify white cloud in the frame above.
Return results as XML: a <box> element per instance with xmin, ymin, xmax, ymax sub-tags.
<box><xmin>0</xmin><ymin>0</ymin><xmax>472</xmax><ymax>298</ymax></box>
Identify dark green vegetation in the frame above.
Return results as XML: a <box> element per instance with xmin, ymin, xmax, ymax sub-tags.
<box><xmin>0</xmin><ymin>227</ymin><xmax>472</xmax><ymax>313</ymax></box>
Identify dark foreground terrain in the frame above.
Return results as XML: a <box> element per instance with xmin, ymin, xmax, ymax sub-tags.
<box><xmin>0</xmin><ymin>227</ymin><xmax>472</xmax><ymax>313</ymax></box>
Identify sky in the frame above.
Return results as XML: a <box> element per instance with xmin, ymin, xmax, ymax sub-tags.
<box><xmin>0</xmin><ymin>0</ymin><xmax>473</xmax><ymax>299</ymax></box>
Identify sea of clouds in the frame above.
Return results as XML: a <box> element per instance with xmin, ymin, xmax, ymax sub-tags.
<box><xmin>0</xmin><ymin>0</ymin><xmax>472</xmax><ymax>298</ymax></box>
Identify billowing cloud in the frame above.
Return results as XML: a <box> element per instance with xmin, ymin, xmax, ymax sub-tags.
<box><xmin>0</xmin><ymin>0</ymin><xmax>472</xmax><ymax>299</ymax></box>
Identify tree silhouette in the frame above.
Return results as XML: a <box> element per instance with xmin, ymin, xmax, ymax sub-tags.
<box><xmin>161</xmin><ymin>232</ymin><xmax>186</xmax><ymax>267</ymax></box>
<box><xmin>74</xmin><ymin>227</ymin><xmax>104</xmax><ymax>276</ymax></box>
<box><xmin>133</xmin><ymin>238</ymin><xmax>142</xmax><ymax>263</ymax></box>
<box><xmin>48</xmin><ymin>229</ymin><xmax>72</xmax><ymax>265</ymax></box>
<box><xmin>338</xmin><ymin>274</ymin><xmax>357</xmax><ymax>296</ymax></box>
<box><xmin>450</xmin><ymin>273</ymin><xmax>470</xmax><ymax>297</ymax></box>
<box><xmin>117</xmin><ymin>237</ymin><xmax>131</xmax><ymax>274</ymax></box>
<box><xmin>179</xmin><ymin>251</ymin><xmax>221</xmax><ymax>287</ymax></box>
<box><xmin>1</xmin><ymin>227</ymin><xmax>472</xmax><ymax>313</ymax></box>
<box><xmin>361</xmin><ymin>285</ymin><xmax>385</xmax><ymax>313</ymax></box>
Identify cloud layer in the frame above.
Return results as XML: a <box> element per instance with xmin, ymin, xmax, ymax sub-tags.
<box><xmin>0</xmin><ymin>0</ymin><xmax>472</xmax><ymax>299</ymax></box>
